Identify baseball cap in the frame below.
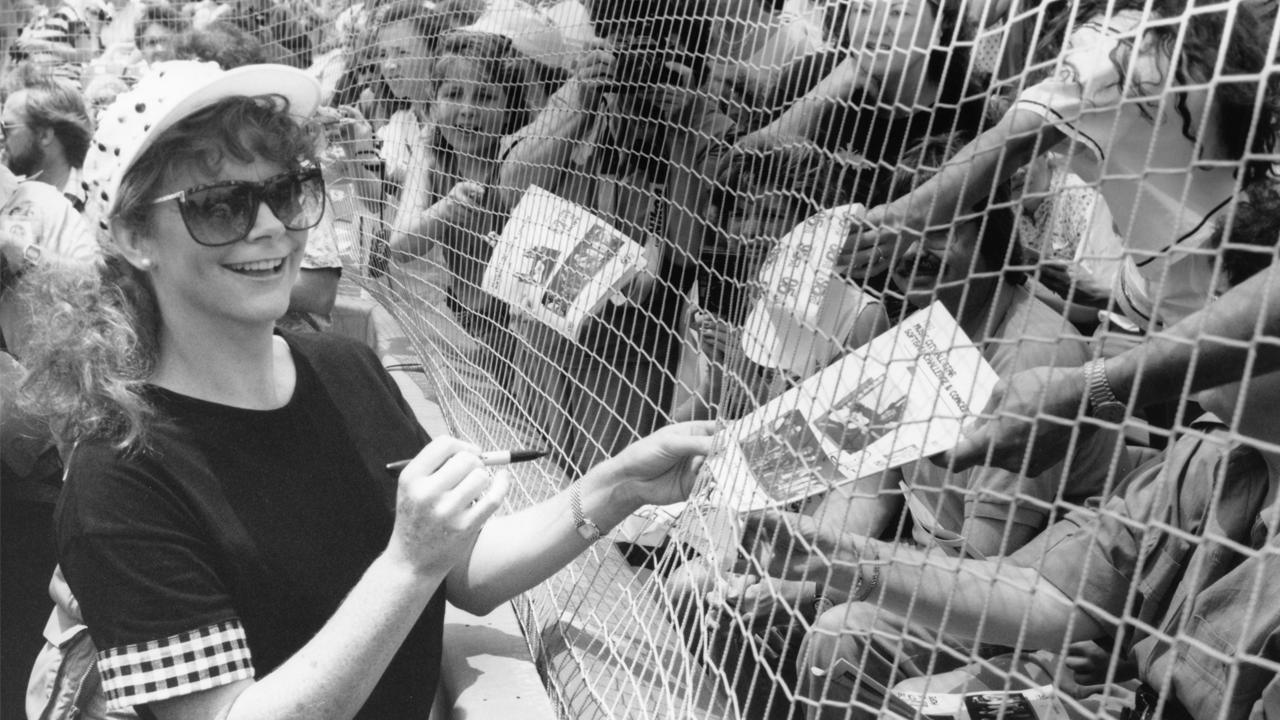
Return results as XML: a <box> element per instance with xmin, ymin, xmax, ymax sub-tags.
<box><xmin>81</xmin><ymin>60</ymin><xmax>322</xmax><ymax>236</ymax></box>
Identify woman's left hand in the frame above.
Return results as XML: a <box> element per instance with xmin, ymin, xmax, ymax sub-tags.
<box><xmin>607</xmin><ymin>421</ymin><xmax>717</xmax><ymax>507</ymax></box>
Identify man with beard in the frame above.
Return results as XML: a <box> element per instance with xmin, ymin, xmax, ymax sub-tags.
<box><xmin>0</xmin><ymin>64</ymin><xmax>93</xmax><ymax>213</ymax></box>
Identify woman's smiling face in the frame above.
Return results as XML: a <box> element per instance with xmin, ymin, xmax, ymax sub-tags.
<box><xmin>429</xmin><ymin>56</ymin><xmax>509</xmax><ymax>157</ymax></box>
<box><xmin>131</xmin><ymin>156</ymin><xmax>308</xmax><ymax>333</ymax></box>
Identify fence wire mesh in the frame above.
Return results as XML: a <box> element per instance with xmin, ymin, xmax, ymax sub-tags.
<box><xmin>5</xmin><ymin>0</ymin><xmax>1280</xmax><ymax>718</ymax></box>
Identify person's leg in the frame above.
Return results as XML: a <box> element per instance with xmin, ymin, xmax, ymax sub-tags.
<box><xmin>798</xmin><ymin>602</ymin><xmax>970</xmax><ymax>720</ymax></box>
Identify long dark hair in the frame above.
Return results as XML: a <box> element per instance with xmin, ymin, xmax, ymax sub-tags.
<box><xmin>1038</xmin><ymin>0</ymin><xmax>1279</xmax><ymax>183</ymax></box>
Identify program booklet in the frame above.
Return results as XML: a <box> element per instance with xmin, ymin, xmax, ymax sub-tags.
<box><xmin>697</xmin><ymin>301</ymin><xmax>1000</xmax><ymax>512</ymax></box>
<box><xmin>483</xmin><ymin>185</ymin><xmax>648</xmax><ymax>340</ymax></box>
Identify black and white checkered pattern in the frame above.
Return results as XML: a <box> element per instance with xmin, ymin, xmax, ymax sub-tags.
<box><xmin>98</xmin><ymin>619</ymin><xmax>255</xmax><ymax>709</ymax></box>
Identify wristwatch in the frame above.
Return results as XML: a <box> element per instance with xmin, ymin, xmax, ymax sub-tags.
<box><xmin>1085</xmin><ymin>359</ymin><xmax>1126</xmax><ymax>424</ymax></box>
<box><xmin>571</xmin><ymin>480</ymin><xmax>601</xmax><ymax>542</ymax></box>
<box><xmin>9</xmin><ymin>242</ymin><xmax>41</xmax><ymax>280</ymax></box>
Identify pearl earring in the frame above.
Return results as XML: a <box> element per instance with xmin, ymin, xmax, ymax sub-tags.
<box><xmin>138</xmin><ymin>258</ymin><xmax>153</xmax><ymax>270</ymax></box>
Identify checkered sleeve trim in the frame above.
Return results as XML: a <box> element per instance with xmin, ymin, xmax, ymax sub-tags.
<box><xmin>98</xmin><ymin>619</ymin><xmax>255</xmax><ymax>710</ymax></box>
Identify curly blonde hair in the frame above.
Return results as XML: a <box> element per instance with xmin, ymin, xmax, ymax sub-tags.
<box><xmin>16</xmin><ymin>255</ymin><xmax>159</xmax><ymax>451</ymax></box>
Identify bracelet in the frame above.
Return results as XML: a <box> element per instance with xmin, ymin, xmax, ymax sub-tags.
<box><xmin>571</xmin><ymin>479</ymin><xmax>601</xmax><ymax>542</ymax></box>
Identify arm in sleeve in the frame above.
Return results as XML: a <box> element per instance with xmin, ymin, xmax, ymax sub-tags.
<box><xmin>57</xmin><ymin>451</ymin><xmax>254</xmax><ymax>710</ymax></box>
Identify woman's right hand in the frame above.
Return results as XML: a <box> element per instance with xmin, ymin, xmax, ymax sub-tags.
<box><xmin>386</xmin><ymin>437</ymin><xmax>509</xmax><ymax>579</ymax></box>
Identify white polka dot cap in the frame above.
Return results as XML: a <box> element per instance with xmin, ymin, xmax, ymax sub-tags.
<box><xmin>82</xmin><ymin>61</ymin><xmax>322</xmax><ymax>238</ymax></box>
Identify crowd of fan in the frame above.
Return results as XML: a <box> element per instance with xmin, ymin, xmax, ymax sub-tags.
<box><xmin>1</xmin><ymin>0</ymin><xmax>1278</xmax><ymax>718</ymax></box>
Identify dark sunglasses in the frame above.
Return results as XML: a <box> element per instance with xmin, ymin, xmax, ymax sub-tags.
<box><xmin>152</xmin><ymin>168</ymin><xmax>326</xmax><ymax>247</ymax></box>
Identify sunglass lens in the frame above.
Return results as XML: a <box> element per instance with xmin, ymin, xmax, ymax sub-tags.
<box><xmin>182</xmin><ymin>185</ymin><xmax>255</xmax><ymax>246</ymax></box>
<box><xmin>266</xmin><ymin>171</ymin><xmax>325</xmax><ymax>231</ymax></box>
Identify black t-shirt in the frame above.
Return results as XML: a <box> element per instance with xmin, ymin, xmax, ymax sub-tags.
<box><xmin>56</xmin><ymin>331</ymin><xmax>443</xmax><ymax>719</ymax></box>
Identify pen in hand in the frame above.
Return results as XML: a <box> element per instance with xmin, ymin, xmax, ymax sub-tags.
<box><xmin>386</xmin><ymin>448</ymin><xmax>549</xmax><ymax>476</ymax></box>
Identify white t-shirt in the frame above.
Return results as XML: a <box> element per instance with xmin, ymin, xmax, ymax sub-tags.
<box><xmin>1014</xmin><ymin>10</ymin><xmax>1237</xmax><ymax>327</ymax></box>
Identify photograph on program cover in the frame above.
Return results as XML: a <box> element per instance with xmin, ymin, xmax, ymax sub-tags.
<box><xmin>736</xmin><ymin>408</ymin><xmax>837</xmax><ymax>502</ymax></box>
<box><xmin>542</xmin><ymin>224</ymin><xmax>626</xmax><ymax>316</ymax></box>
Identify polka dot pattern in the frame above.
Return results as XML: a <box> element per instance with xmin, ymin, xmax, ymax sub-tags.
<box><xmin>82</xmin><ymin>61</ymin><xmax>228</xmax><ymax>243</ymax></box>
<box><xmin>81</xmin><ymin>60</ymin><xmax>322</xmax><ymax>246</ymax></box>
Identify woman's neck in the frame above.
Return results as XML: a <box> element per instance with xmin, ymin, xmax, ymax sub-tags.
<box><xmin>151</xmin><ymin>319</ymin><xmax>294</xmax><ymax>410</ymax></box>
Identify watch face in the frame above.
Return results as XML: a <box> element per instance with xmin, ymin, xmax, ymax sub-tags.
<box><xmin>1094</xmin><ymin>402</ymin><xmax>1126</xmax><ymax>425</ymax></box>
<box><xmin>577</xmin><ymin>522</ymin><xmax>600</xmax><ymax>542</ymax></box>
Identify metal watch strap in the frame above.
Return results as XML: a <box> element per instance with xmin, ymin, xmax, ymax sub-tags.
<box><xmin>571</xmin><ymin>480</ymin><xmax>601</xmax><ymax>542</ymax></box>
<box><xmin>1086</xmin><ymin>359</ymin><xmax>1116</xmax><ymax>409</ymax></box>
<box><xmin>1085</xmin><ymin>359</ymin><xmax>1127</xmax><ymax>424</ymax></box>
